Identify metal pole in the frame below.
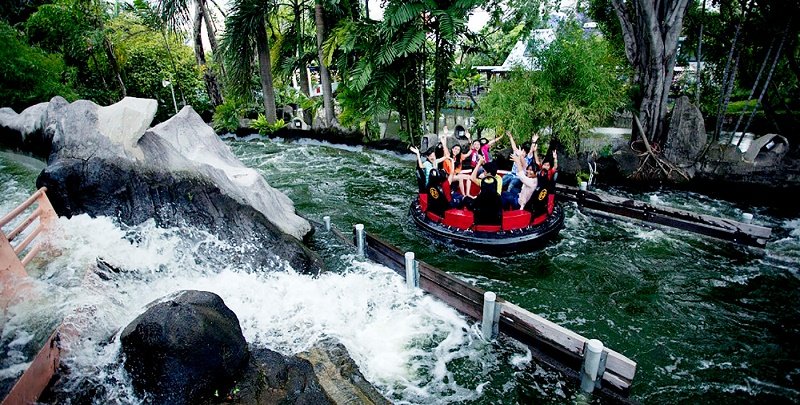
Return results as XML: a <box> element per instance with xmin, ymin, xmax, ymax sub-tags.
<box><xmin>354</xmin><ymin>224</ymin><xmax>365</xmax><ymax>257</ymax></box>
<box><xmin>404</xmin><ymin>252</ymin><xmax>418</xmax><ymax>288</ymax></box>
<box><xmin>481</xmin><ymin>291</ymin><xmax>497</xmax><ymax>340</ymax></box>
<box><xmin>581</xmin><ymin>339</ymin><xmax>604</xmax><ymax>393</ymax></box>
<box><xmin>323</xmin><ymin>215</ymin><xmax>331</xmax><ymax>231</ymax></box>
<box><xmin>169</xmin><ymin>83</ymin><xmax>178</xmax><ymax>114</ymax></box>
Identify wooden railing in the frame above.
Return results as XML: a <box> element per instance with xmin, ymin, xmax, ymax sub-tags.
<box><xmin>1</xmin><ymin>187</ymin><xmax>57</xmax><ymax>272</ymax></box>
<box><xmin>1</xmin><ymin>187</ymin><xmax>59</xmax><ymax>405</ymax></box>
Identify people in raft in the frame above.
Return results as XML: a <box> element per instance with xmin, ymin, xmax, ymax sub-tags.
<box><xmin>502</xmin><ymin>131</ymin><xmax>539</xmax><ymax>193</ymax></box>
<box><xmin>464</xmin><ymin>155</ymin><xmax>503</xmax><ymax>225</ymax></box>
<box><xmin>501</xmin><ymin>146</ymin><xmax>540</xmax><ymax>211</ymax></box>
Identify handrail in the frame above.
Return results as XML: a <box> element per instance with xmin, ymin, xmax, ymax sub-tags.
<box><xmin>1</xmin><ymin>187</ymin><xmax>60</xmax><ymax>405</ymax></box>
<box><xmin>1</xmin><ymin>187</ymin><xmax>57</xmax><ymax>274</ymax></box>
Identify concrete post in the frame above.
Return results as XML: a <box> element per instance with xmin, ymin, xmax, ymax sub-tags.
<box><xmin>742</xmin><ymin>213</ymin><xmax>753</xmax><ymax>224</ymax></box>
<box><xmin>354</xmin><ymin>224</ymin><xmax>365</xmax><ymax>257</ymax></box>
<box><xmin>580</xmin><ymin>339</ymin><xmax>604</xmax><ymax>393</ymax></box>
<box><xmin>481</xmin><ymin>292</ymin><xmax>497</xmax><ymax>340</ymax></box>
<box><xmin>323</xmin><ymin>216</ymin><xmax>331</xmax><ymax>231</ymax></box>
<box><xmin>579</xmin><ymin>181</ymin><xmax>588</xmax><ymax>191</ymax></box>
<box><xmin>404</xmin><ymin>252</ymin><xmax>418</xmax><ymax>288</ymax></box>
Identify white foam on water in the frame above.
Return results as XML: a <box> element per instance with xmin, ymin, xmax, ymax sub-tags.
<box><xmin>3</xmin><ymin>214</ymin><xmax>505</xmax><ymax>403</ymax></box>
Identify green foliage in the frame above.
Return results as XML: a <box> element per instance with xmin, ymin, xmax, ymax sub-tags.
<box><xmin>476</xmin><ymin>21</ymin><xmax>626</xmax><ymax>154</ymax></box>
<box><xmin>250</xmin><ymin>114</ymin><xmax>285</xmax><ymax>135</ymax></box>
<box><xmin>213</xmin><ymin>98</ymin><xmax>247</xmax><ymax>133</ymax></box>
<box><xmin>0</xmin><ymin>21</ymin><xmax>77</xmax><ymax>110</ymax></box>
<box><xmin>107</xmin><ymin>14</ymin><xmax>209</xmax><ymax>121</ymax></box>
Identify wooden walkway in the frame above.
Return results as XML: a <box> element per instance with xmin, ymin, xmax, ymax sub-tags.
<box><xmin>324</xmin><ymin>223</ymin><xmax>638</xmax><ymax>401</ymax></box>
<box><xmin>556</xmin><ymin>184</ymin><xmax>772</xmax><ymax>248</ymax></box>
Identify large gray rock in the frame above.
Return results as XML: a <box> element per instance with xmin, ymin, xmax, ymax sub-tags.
<box><xmin>0</xmin><ymin>102</ymin><xmax>52</xmax><ymax>157</ymax></box>
<box><xmin>120</xmin><ymin>290</ymin><xmax>249</xmax><ymax>405</ymax></box>
<box><xmin>146</xmin><ymin>107</ymin><xmax>311</xmax><ymax>240</ymax></box>
<box><xmin>1</xmin><ymin>96</ymin><xmax>321</xmax><ymax>272</ymax></box>
<box><xmin>664</xmin><ymin>96</ymin><xmax>706</xmax><ymax>176</ymax></box>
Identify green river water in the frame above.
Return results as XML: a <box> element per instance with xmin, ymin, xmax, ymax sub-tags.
<box><xmin>229</xmin><ymin>137</ymin><xmax>800</xmax><ymax>404</ymax></box>
<box><xmin>1</xmin><ymin>137</ymin><xmax>799</xmax><ymax>404</ymax></box>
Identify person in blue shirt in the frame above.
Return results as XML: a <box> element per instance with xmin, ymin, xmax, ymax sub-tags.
<box><xmin>503</xmin><ymin>131</ymin><xmax>539</xmax><ymax>193</ymax></box>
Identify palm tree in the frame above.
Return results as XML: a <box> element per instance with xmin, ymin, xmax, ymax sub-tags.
<box><xmin>220</xmin><ymin>0</ymin><xmax>278</xmax><ymax>123</ymax></box>
<box><xmin>159</xmin><ymin>0</ymin><xmax>224</xmax><ymax>106</ymax></box>
<box><xmin>314</xmin><ymin>0</ymin><xmax>336</xmax><ymax>127</ymax></box>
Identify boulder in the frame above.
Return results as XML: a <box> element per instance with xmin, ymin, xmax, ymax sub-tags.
<box><xmin>6</xmin><ymin>96</ymin><xmax>320</xmax><ymax>272</ymax></box>
<box><xmin>220</xmin><ymin>348</ymin><xmax>331</xmax><ymax>405</ymax></box>
<box><xmin>219</xmin><ymin>338</ymin><xmax>389</xmax><ymax>405</ymax></box>
<box><xmin>0</xmin><ymin>102</ymin><xmax>52</xmax><ymax>157</ymax></box>
<box><xmin>120</xmin><ymin>290</ymin><xmax>249</xmax><ymax>405</ymax></box>
<box><xmin>664</xmin><ymin>96</ymin><xmax>706</xmax><ymax>176</ymax></box>
<box><xmin>297</xmin><ymin>339</ymin><xmax>390</xmax><ymax>405</ymax></box>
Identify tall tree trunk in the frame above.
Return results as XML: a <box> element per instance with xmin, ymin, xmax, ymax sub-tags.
<box><xmin>162</xmin><ymin>29</ymin><xmax>187</xmax><ymax>105</ymax></box>
<box><xmin>610</xmin><ymin>0</ymin><xmax>691</xmax><ymax>146</ymax></box>
<box><xmin>695</xmin><ymin>0</ymin><xmax>705</xmax><ymax>106</ymax></box>
<box><xmin>103</xmin><ymin>37</ymin><xmax>126</xmax><ymax>98</ymax></box>
<box><xmin>194</xmin><ymin>1</ymin><xmax>223</xmax><ymax>107</ymax></box>
<box><xmin>713</xmin><ymin>18</ymin><xmax>743</xmax><ymax>141</ymax></box>
<box><xmin>256</xmin><ymin>21</ymin><xmax>278</xmax><ymax>124</ymax></box>
<box><xmin>314</xmin><ymin>0</ymin><xmax>335</xmax><ymax>128</ymax></box>
<box><xmin>201</xmin><ymin>0</ymin><xmax>226</xmax><ymax>80</ymax></box>
<box><xmin>739</xmin><ymin>26</ymin><xmax>788</xmax><ymax>141</ymax></box>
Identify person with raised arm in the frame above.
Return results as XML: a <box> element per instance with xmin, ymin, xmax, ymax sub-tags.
<box><xmin>501</xmin><ymin>148</ymin><xmax>539</xmax><ymax>210</ymax></box>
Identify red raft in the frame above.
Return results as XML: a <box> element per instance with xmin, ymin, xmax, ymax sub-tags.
<box><xmin>409</xmin><ymin>175</ymin><xmax>565</xmax><ymax>255</ymax></box>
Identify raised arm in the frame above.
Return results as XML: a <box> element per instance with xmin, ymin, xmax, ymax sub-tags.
<box><xmin>507</xmin><ymin>131</ymin><xmax>520</xmax><ymax>154</ymax></box>
<box><xmin>552</xmin><ymin>149</ymin><xmax>558</xmax><ymax>171</ymax></box>
<box><xmin>439</xmin><ymin>133</ymin><xmax>450</xmax><ymax>159</ymax></box>
<box><xmin>470</xmin><ymin>155</ymin><xmax>485</xmax><ymax>186</ymax></box>
<box><xmin>487</xmin><ymin>132</ymin><xmax>504</xmax><ymax>147</ymax></box>
<box><xmin>528</xmin><ymin>133</ymin><xmax>539</xmax><ymax>159</ymax></box>
<box><xmin>409</xmin><ymin>146</ymin><xmax>424</xmax><ymax>169</ymax></box>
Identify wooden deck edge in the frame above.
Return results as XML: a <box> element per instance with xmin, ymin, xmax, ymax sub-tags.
<box><xmin>1</xmin><ymin>330</ymin><xmax>61</xmax><ymax>405</ymax></box>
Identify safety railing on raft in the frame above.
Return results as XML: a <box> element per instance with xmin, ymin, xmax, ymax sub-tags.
<box><xmin>1</xmin><ymin>187</ymin><xmax>60</xmax><ymax>405</ymax></box>
<box><xmin>319</xmin><ymin>217</ymin><xmax>637</xmax><ymax>401</ymax></box>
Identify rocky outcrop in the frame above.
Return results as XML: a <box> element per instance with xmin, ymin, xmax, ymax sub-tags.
<box><xmin>1</xmin><ymin>96</ymin><xmax>320</xmax><ymax>273</ymax></box>
<box><xmin>298</xmin><ymin>339</ymin><xmax>390</xmax><ymax>405</ymax></box>
<box><xmin>664</xmin><ymin>96</ymin><xmax>706</xmax><ymax>177</ymax></box>
<box><xmin>0</xmin><ymin>102</ymin><xmax>52</xmax><ymax>158</ymax></box>
<box><xmin>120</xmin><ymin>290</ymin><xmax>249</xmax><ymax>405</ymax></box>
<box><xmin>221</xmin><ymin>348</ymin><xmax>331</xmax><ymax>405</ymax></box>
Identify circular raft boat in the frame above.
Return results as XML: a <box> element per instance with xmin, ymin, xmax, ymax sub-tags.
<box><xmin>409</xmin><ymin>194</ymin><xmax>565</xmax><ymax>255</ymax></box>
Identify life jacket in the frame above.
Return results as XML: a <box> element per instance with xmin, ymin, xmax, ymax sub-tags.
<box><xmin>473</xmin><ymin>176</ymin><xmax>502</xmax><ymax>225</ymax></box>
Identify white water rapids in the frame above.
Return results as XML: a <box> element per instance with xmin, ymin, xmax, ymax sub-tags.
<box><xmin>2</xmin><ymin>204</ymin><xmax>531</xmax><ymax>403</ymax></box>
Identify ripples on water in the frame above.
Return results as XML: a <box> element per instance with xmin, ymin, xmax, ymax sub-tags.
<box><xmin>3</xmin><ymin>140</ymin><xmax>800</xmax><ymax>404</ymax></box>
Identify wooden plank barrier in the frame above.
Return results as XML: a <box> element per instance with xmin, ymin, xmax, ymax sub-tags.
<box><xmin>556</xmin><ymin>184</ymin><xmax>771</xmax><ymax>248</ymax></box>
<box><xmin>1</xmin><ymin>187</ymin><xmax>60</xmax><ymax>405</ymax></box>
<box><xmin>340</xmin><ymin>228</ymin><xmax>637</xmax><ymax>398</ymax></box>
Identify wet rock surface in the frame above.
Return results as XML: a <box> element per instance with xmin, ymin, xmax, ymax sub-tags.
<box><xmin>120</xmin><ymin>290</ymin><xmax>249</xmax><ymax>405</ymax></box>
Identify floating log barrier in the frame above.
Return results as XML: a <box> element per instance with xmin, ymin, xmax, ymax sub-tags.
<box><xmin>320</xmin><ymin>221</ymin><xmax>637</xmax><ymax>401</ymax></box>
<box><xmin>556</xmin><ymin>184</ymin><xmax>772</xmax><ymax>248</ymax></box>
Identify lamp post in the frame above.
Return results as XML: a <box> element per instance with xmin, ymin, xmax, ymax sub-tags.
<box><xmin>162</xmin><ymin>79</ymin><xmax>178</xmax><ymax>114</ymax></box>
